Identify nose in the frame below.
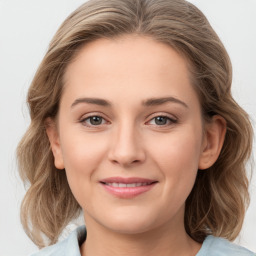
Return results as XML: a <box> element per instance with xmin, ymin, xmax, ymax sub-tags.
<box><xmin>108</xmin><ymin>123</ymin><xmax>146</xmax><ymax>167</ymax></box>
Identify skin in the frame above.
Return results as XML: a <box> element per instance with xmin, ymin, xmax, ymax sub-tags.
<box><xmin>46</xmin><ymin>35</ymin><xmax>226</xmax><ymax>256</ymax></box>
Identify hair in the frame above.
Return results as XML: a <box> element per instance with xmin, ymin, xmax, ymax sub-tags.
<box><xmin>17</xmin><ymin>0</ymin><xmax>253</xmax><ymax>248</ymax></box>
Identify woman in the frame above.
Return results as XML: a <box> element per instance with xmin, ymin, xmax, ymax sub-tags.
<box><xmin>17</xmin><ymin>0</ymin><xmax>254</xmax><ymax>255</ymax></box>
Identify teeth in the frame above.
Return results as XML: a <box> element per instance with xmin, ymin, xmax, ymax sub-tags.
<box><xmin>105</xmin><ymin>182</ymin><xmax>151</xmax><ymax>187</ymax></box>
<box><xmin>126</xmin><ymin>184</ymin><xmax>136</xmax><ymax>187</ymax></box>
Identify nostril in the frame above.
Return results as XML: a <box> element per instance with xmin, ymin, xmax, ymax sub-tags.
<box><xmin>109</xmin><ymin>156</ymin><xmax>143</xmax><ymax>166</ymax></box>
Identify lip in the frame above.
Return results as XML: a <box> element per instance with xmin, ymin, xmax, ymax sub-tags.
<box><xmin>99</xmin><ymin>176</ymin><xmax>158</xmax><ymax>199</ymax></box>
<box><xmin>100</xmin><ymin>177</ymin><xmax>157</xmax><ymax>184</ymax></box>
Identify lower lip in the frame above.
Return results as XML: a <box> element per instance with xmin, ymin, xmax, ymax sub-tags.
<box><xmin>100</xmin><ymin>183</ymin><xmax>157</xmax><ymax>199</ymax></box>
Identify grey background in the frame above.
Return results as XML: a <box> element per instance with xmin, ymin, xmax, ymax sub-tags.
<box><xmin>0</xmin><ymin>0</ymin><xmax>255</xmax><ymax>255</ymax></box>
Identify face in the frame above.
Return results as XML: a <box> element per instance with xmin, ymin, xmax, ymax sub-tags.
<box><xmin>47</xmin><ymin>35</ymin><xmax>220</xmax><ymax>235</ymax></box>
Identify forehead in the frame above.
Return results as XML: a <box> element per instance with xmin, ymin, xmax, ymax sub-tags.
<box><xmin>62</xmin><ymin>35</ymin><xmax>199</xmax><ymax>110</ymax></box>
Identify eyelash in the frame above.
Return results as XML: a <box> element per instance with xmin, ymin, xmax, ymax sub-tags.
<box><xmin>80</xmin><ymin>115</ymin><xmax>108</xmax><ymax>127</ymax></box>
<box><xmin>79</xmin><ymin>114</ymin><xmax>178</xmax><ymax>128</ymax></box>
<box><xmin>147</xmin><ymin>115</ymin><xmax>177</xmax><ymax>126</ymax></box>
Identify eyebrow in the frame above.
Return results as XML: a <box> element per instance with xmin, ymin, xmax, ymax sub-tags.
<box><xmin>71</xmin><ymin>96</ymin><xmax>188</xmax><ymax>108</ymax></box>
<box><xmin>71</xmin><ymin>98</ymin><xmax>111</xmax><ymax>108</ymax></box>
<box><xmin>142</xmin><ymin>97</ymin><xmax>188</xmax><ymax>108</ymax></box>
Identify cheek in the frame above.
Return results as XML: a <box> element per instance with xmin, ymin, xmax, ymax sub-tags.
<box><xmin>147</xmin><ymin>125</ymin><xmax>202</xmax><ymax>194</ymax></box>
<box><xmin>59</xmin><ymin>130</ymin><xmax>108</xmax><ymax>203</ymax></box>
<box><xmin>60</xmin><ymin>126</ymin><xmax>109</xmax><ymax>167</ymax></box>
<box><xmin>150</xmin><ymin>128</ymin><xmax>202</xmax><ymax>170</ymax></box>
<box><xmin>146</xmin><ymin>127</ymin><xmax>202</xmax><ymax>215</ymax></box>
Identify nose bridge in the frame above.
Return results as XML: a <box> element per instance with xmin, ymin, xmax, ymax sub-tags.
<box><xmin>108</xmin><ymin>118</ymin><xmax>145</xmax><ymax>166</ymax></box>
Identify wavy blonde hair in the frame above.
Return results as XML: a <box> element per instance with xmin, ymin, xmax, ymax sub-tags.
<box><xmin>17</xmin><ymin>0</ymin><xmax>253</xmax><ymax>248</ymax></box>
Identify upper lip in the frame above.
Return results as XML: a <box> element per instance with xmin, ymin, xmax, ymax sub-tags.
<box><xmin>100</xmin><ymin>177</ymin><xmax>157</xmax><ymax>184</ymax></box>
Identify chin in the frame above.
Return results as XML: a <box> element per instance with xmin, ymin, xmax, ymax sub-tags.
<box><xmin>97</xmin><ymin>209</ymin><xmax>160</xmax><ymax>235</ymax></box>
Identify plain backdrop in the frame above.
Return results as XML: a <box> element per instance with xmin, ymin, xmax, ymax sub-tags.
<box><xmin>0</xmin><ymin>0</ymin><xmax>255</xmax><ymax>255</ymax></box>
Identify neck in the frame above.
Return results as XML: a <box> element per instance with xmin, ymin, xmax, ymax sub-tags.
<box><xmin>80</xmin><ymin>217</ymin><xmax>201</xmax><ymax>256</ymax></box>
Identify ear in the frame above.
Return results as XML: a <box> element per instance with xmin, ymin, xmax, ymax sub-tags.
<box><xmin>198</xmin><ymin>115</ymin><xmax>226</xmax><ymax>170</ymax></box>
<box><xmin>45</xmin><ymin>117</ymin><xmax>65</xmax><ymax>170</ymax></box>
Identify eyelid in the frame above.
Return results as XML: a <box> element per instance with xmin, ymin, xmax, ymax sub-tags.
<box><xmin>78</xmin><ymin>111</ymin><xmax>178</xmax><ymax>127</ymax></box>
<box><xmin>146</xmin><ymin>112</ymin><xmax>178</xmax><ymax>126</ymax></box>
<box><xmin>146</xmin><ymin>112</ymin><xmax>177</xmax><ymax>121</ymax></box>
<box><xmin>79</xmin><ymin>112</ymin><xmax>110</xmax><ymax>127</ymax></box>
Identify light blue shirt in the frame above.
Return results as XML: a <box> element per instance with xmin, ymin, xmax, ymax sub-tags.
<box><xmin>30</xmin><ymin>226</ymin><xmax>255</xmax><ymax>256</ymax></box>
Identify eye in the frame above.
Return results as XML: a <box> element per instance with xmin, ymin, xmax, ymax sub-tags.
<box><xmin>80</xmin><ymin>115</ymin><xmax>107</xmax><ymax>127</ymax></box>
<box><xmin>148</xmin><ymin>115</ymin><xmax>177</xmax><ymax>126</ymax></box>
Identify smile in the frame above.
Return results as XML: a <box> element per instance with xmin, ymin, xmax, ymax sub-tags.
<box><xmin>100</xmin><ymin>177</ymin><xmax>158</xmax><ymax>198</ymax></box>
<box><xmin>104</xmin><ymin>182</ymin><xmax>153</xmax><ymax>187</ymax></box>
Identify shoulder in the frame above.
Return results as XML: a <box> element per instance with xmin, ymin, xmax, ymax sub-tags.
<box><xmin>29</xmin><ymin>239</ymin><xmax>68</xmax><ymax>256</ymax></box>
<box><xmin>29</xmin><ymin>226</ymin><xmax>87</xmax><ymax>256</ymax></box>
<box><xmin>197</xmin><ymin>235</ymin><xmax>255</xmax><ymax>256</ymax></box>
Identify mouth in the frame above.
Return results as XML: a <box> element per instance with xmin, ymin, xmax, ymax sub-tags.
<box><xmin>99</xmin><ymin>177</ymin><xmax>158</xmax><ymax>198</ymax></box>
<box><xmin>102</xmin><ymin>182</ymin><xmax>155</xmax><ymax>187</ymax></box>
